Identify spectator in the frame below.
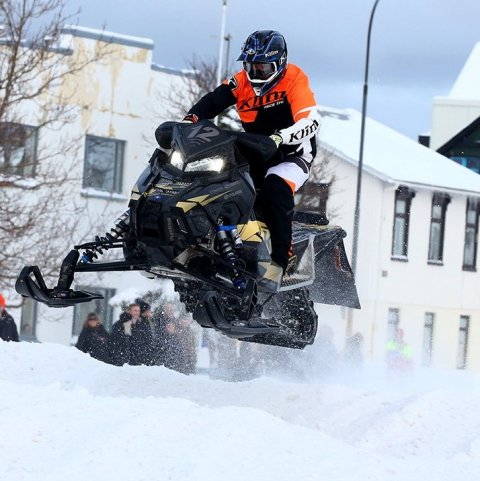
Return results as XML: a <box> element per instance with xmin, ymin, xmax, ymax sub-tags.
<box><xmin>135</xmin><ymin>298</ymin><xmax>158</xmax><ymax>365</ymax></box>
<box><xmin>307</xmin><ymin>324</ymin><xmax>338</xmax><ymax>379</ymax></box>
<box><xmin>135</xmin><ymin>298</ymin><xmax>152</xmax><ymax>321</ymax></box>
<box><xmin>344</xmin><ymin>332</ymin><xmax>364</xmax><ymax>368</ymax></box>
<box><xmin>0</xmin><ymin>294</ymin><xmax>19</xmax><ymax>342</ymax></box>
<box><xmin>109</xmin><ymin>303</ymin><xmax>153</xmax><ymax>366</ymax></box>
<box><xmin>203</xmin><ymin>330</ymin><xmax>218</xmax><ymax>369</ymax></box>
<box><xmin>155</xmin><ymin>303</ymin><xmax>197</xmax><ymax>374</ymax></box>
<box><xmin>174</xmin><ymin>317</ymin><xmax>197</xmax><ymax>374</ymax></box>
<box><xmin>234</xmin><ymin>341</ymin><xmax>263</xmax><ymax>381</ymax></box>
<box><xmin>155</xmin><ymin>302</ymin><xmax>180</xmax><ymax>366</ymax></box>
<box><xmin>386</xmin><ymin>328</ymin><xmax>413</xmax><ymax>373</ymax></box>
<box><xmin>75</xmin><ymin>313</ymin><xmax>110</xmax><ymax>363</ymax></box>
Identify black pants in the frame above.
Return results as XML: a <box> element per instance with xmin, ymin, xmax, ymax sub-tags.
<box><xmin>256</xmin><ymin>174</ymin><xmax>294</xmax><ymax>271</ymax></box>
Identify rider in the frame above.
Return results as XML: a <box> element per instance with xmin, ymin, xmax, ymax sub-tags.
<box><xmin>183</xmin><ymin>30</ymin><xmax>319</xmax><ymax>278</ymax></box>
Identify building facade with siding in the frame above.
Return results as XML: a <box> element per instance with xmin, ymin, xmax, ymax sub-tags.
<box><xmin>5</xmin><ymin>26</ymin><xmax>187</xmax><ymax>344</ymax></box>
<box><xmin>313</xmin><ymin>106</ymin><xmax>480</xmax><ymax>372</ymax></box>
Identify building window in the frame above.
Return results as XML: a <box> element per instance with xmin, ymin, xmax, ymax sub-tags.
<box><xmin>387</xmin><ymin>308</ymin><xmax>400</xmax><ymax>342</ymax></box>
<box><xmin>295</xmin><ymin>182</ymin><xmax>330</xmax><ymax>218</ymax></box>
<box><xmin>428</xmin><ymin>193</ymin><xmax>451</xmax><ymax>263</ymax></box>
<box><xmin>463</xmin><ymin>198</ymin><xmax>480</xmax><ymax>271</ymax></box>
<box><xmin>20</xmin><ymin>297</ymin><xmax>38</xmax><ymax>341</ymax></box>
<box><xmin>457</xmin><ymin>316</ymin><xmax>470</xmax><ymax>369</ymax></box>
<box><xmin>72</xmin><ymin>287</ymin><xmax>116</xmax><ymax>336</ymax></box>
<box><xmin>451</xmin><ymin>156</ymin><xmax>480</xmax><ymax>174</ymax></box>
<box><xmin>391</xmin><ymin>186</ymin><xmax>415</xmax><ymax>259</ymax></box>
<box><xmin>422</xmin><ymin>313</ymin><xmax>434</xmax><ymax>366</ymax></box>
<box><xmin>0</xmin><ymin>123</ymin><xmax>38</xmax><ymax>177</ymax></box>
<box><xmin>83</xmin><ymin>135</ymin><xmax>124</xmax><ymax>193</ymax></box>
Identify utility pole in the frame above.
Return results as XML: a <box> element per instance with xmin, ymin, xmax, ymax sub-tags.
<box><xmin>214</xmin><ymin>0</ymin><xmax>228</xmax><ymax>126</ymax></box>
<box><xmin>224</xmin><ymin>33</ymin><xmax>232</xmax><ymax>72</ymax></box>
<box><xmin>216</xmin><ymin>0</ymin><xmax>228</xmax><ymax>86</ymax></box>
<box><xmin>346</xmin><ymin>0</ymin><xmax>381</xmax><ymax>339</ymax></box>
<box><xmin>351</xmin><ymin>0</ymin><xmax>381</xmax><ymax>276</ymax></box>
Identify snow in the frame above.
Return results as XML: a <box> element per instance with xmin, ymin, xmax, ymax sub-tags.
<box><xmin>108</xmin><ymin>286</ymin><xmax>149</xmax><ymax>306</ymax></box>
<box><xmin>80</xmin><ymin>187</ymin><xmax>128</xmax><ymax>201</ymax></box>
<box><xmin>61</xmin><ymin>25</ymin><xmax>154</xmax><ymax>49</ymax></box>
<box><xmin>317</xmin><ymin>106</ymin><xmax>480</xmax><ymax>195</ymax></box>
<box><xmin>151</xmin><ymin>63</ymin><xmax>195</xmax><ymax>76</ymax></box>
<box><xmin>449</xmin><ymin>43</ymin><xmax>480</xmax><ymax>101</ymax></box>
<box><xmin>109</xmin><ymin>279</ymin><xmax>182</xmax><ymax>310</ymax></box>
<box><xmin>0</xmin><ymin>174</ymin><xmax>40</xmax><ymax>189</ymax></box>
<box><xmin>1</xmin><ymin>341</ymin><xmax>480</xmax><ymax>481</ymax></box>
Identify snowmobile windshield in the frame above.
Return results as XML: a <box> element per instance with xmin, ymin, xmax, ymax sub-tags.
<box><xmin>156</xmin><ymin>121</ymin><xmax>278</xmax><ymax>177</ymax></box>
<box><xmin>168</xmin><ymin>121</ymin><xmax>236</xmax><ymax>177</ymax></box>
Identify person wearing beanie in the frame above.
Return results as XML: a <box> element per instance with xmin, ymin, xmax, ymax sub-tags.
<box><xmin>0</xmin><ymin>294</ymin><xmax>19</xmax><ymax>342</ymax></box>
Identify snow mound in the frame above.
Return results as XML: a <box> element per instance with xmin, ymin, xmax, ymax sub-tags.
<box><xmin>1</xmin><ymin>341</ymin><xmax>479</xmax><ymax>481</ymax></box>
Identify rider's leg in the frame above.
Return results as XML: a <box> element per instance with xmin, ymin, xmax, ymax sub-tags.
<box><xmin>257</xmin><ymin>174</ymin><xmax>294</xmax><ymax>271</ymax></box>
<box><xmin>258</xmin><ymin>159</ymin><xmax>310</xmax><ymax>272</ymax></box>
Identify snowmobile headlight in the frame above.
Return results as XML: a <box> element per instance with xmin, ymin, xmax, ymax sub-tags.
<box><xmin>184</xmin><ymin>156</ymin><xmax>225</xmax><ymax>173</ymax></box>
<box><xmin>170</xmin><ymin>151</ymin><xmax>184</xmax><ymax>170</ymax></box>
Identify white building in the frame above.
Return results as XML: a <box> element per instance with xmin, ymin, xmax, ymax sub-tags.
<box><xmin>5</xmin><ymin>26</ymin><xmax>188</xmax><ymax>344</ymax></box>
<box><xmin>314</xmin><ymin>106</ymin><xmax>480</xmax><ymax>372</ymax></box>
<box><xmin>6</xmin><ymin>27</ymin><xmax>480</xmax><ymax>372</ymax></box>
<box><xmin>430</xmin><ymin>42</ymin><xmax>480</xmax><ymax>151</ymax></box>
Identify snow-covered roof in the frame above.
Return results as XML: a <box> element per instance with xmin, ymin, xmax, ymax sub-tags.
<box><xmin>151</xmin><ymin>63</ymin><xmax>193</xmax><ymax>77</ymax></box>
<box><xmin>317</xmin><ymin>106</ymin><xmax>480</xmax><ymax>196</ymax></box>
<box><xmin>449</xmin><ymin>43</ymin><xmax>480</xmax><ymax>100</ymax></box>
<box><xmin>61</xmin><ymin>25</ymin><xmax>154</xmax><ymax>50</ymax></box>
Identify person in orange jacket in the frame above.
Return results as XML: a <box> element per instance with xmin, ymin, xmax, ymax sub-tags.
<box><xmin>184</xmin><ymin>30</ymin><xmax>319</xmax><ymax>277</ymax></box>
<box><xmin>0</xmin><ymin>294</ymin><xmax>19</xmax><ymax>342</ymax></box>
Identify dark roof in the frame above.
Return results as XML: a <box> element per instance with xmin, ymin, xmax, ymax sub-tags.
<box><xmin>437</xmin><ymin>116</ymin><xmax>480</xmax><ymax>154</ymax></box>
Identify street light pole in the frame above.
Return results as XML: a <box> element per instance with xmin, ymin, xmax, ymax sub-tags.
<box><xmin>350</xmin><ymin>0</ymin><xmax>381</xmax><ymax>276</ymax></box>
<box><xmin>216</xmin><ymin>0</ymin><xmax>228</xmax><ymax>87</ymax></box>
<box><xmin>346</xmin><ymin>0</ymin><xmax>381</xmax><ymax>341</ymax></box>
<box><xmin>224</xmin><ymin>33</ymin><xmax>232</xmax><ymax>71</ymax></box>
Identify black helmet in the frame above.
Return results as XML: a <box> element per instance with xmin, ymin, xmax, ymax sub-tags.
<box><xmin>237</xmin><ymin>30</ymin><xmax>288</xmax><ymax>96</ymax></box>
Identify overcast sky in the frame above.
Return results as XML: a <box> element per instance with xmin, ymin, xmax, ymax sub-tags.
<box><xmin>70</xmin><ymin>0</ymin><xmax>480</xmax><ymax>140</ymax></box>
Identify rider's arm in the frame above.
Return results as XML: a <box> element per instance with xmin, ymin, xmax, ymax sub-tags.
<box><xmin>187</xmin><ymin>78</ymin><xmax>237</xmax><ymax>120</ymax></box>
<box><xmin>277</xmin><ymin>68</ymin><xmax>319</xmax><ymax>145</ymax></box>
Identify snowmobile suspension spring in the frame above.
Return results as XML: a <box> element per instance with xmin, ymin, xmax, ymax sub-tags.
<box><xmin>216</xmin><ymin>228</ymin><xmax>238</xmax><ymax>264</ymax></box>
<box><xmin>80</xmin><ymin>210</ymin><xmax>130</xmax><ymax>264</ymax></box>
<box><xmin>216</xmin><ymin>225</ymin><xmax>246</xmax><ymax>290</ymax></box>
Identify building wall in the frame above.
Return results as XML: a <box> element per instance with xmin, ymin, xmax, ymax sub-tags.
<box><xmin>318</xmin><ymin>151</ymin><xmax>480</xmax><ymax>372</ymax></box>
<box><xmin>8</xmin><ymin>29</ymin><xmax>480</xmax><ymax>371</ymax></box>
<box><xmin>8</xmin><ymin>30</ymin><xmax>186</xmax><ymax>344</ymax></box>
<box><xmin>430</xmin><ymin>98</ymin><xmax>480</xmax><ymax>150</ymax></box>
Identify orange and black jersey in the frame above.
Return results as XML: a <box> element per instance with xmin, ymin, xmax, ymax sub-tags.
<box><xmin>188</xmin><ymin>64</ymin><xmax>319</xmax><ymax>162</ymax></box>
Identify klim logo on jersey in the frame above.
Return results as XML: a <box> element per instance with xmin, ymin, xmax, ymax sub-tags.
<box><xmin>288</xmin><ymin>119</ymin><xmax>319</xmax><ymax>143</ymax></box>
<box><xmin>237</xmin><ymin>91</ymin><xmax>287</xmax><ymax>112</ymax></box>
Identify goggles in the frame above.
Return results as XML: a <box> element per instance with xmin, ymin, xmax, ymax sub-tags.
<box><xmin>243</xmin><ymin>61</ymin><xmax>277</xmax><ymax>82</ymax></box>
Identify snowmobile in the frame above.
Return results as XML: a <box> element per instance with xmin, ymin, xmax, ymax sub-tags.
<box><xmin>16</xmin><ymin>120</ymin><xmax>360</xmax><ymax>349</ymax></box>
